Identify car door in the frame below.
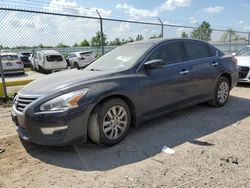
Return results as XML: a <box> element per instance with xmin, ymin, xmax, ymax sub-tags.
<box><xmin>183</xmin><ymin>40</ymin><xmax>220</xmax><ymax>99</ymax></box>
<box><xmin>137</xmin><ymin>41</ymin><xmax>194</xmax><ymax>117</ymax></box>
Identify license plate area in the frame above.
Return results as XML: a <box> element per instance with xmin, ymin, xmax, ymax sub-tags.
<box><xmin>6</xmin><ymin>63</ymin><xmax>12</xmax><ymax>66</ymax></box>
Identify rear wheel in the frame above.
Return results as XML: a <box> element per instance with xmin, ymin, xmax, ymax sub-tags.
<box><xmin>208</xmin><ymin>76</ymin><xmax>230</xmax><ymax>107</ymax></box>
<box><xmin>88</xmin><ymin>98</ymin><xmax>131</xmax><ymax>146</ymax></box>
<box><xmin>74</xmin><ymin>62</ymin><xmax>80</xmax><ymax>69</ymax></box>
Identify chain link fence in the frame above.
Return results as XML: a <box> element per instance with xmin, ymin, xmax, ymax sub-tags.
<box><xmin>0</xmin><ymin>6</ymin><xmax>250</xmax><ymax>100</ymax></box>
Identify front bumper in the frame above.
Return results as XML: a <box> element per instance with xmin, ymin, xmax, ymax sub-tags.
<box><xmin>11</xmin><ymin>104</ymin><xmax>90</xmax><ymax>146</ymax></box>
<box><xmin>238</xmin><ymin>66</ymin><xmax>250</xmax><ymax>83</ymax></box>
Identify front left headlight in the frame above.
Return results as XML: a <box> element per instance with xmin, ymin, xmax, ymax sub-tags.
<box><xmin>40</xmin><ymin>88</ymin><xmax>88</xmax><ymax>111</ymax></box>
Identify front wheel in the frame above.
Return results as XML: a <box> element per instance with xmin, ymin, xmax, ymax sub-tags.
<box><xmin>88</xmin><ymin>98</ymin><xmax>131</xmax><ymax>146</ymax></box>
<box><xmin>208</xmin><ymin>76</ymin><xmax>230</xmax><ymax>107</ymax></box>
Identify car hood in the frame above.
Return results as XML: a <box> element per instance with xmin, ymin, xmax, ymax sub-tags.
<box><xmin>21</xmin><ymin>69</ymin><xmax>115</xmax><ymax>94</ymax></box>
<box><xmin>235</xmin><ymin>56</ymin><xmax>250</xmax><ymax>66</ymax></box>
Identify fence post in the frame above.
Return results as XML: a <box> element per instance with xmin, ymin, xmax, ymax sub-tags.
<box><xmin>158</xmin><ymin>17</ymin><xmax>164</xmax><ymax>38</ymax></box>
<box><xmin>0</xmin><ymin>50</ymin><xmax>8</xmax><ymax>101</ymax></box>
<box><xmin>229</xmin><ymin>31</ymin><xmax>232</xmax><ymax>53</ymax></box>
<box><xmin>248</xmin><ymin>33</ymin><xmax>250</xmax><ymax>45</ymax></box>
<box><xmin>96</xmin><ymin>10</ymin><xmax>104</xmax><ymax>55</ymax></box>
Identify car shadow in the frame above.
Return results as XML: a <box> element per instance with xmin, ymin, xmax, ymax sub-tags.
<box><xmin>3</xmin><ymin>73</ymin><xmax>28</xmax><ymax>78</ymax></box>
<box><xmin>22</xmin><ymin>96</ymin><xmax>250</xmax><ymax>171</ymax></box>
<box><xmin>237</xmin><ymin>82</ymin><xmax>250</xmax><ymax>88</ymax></box>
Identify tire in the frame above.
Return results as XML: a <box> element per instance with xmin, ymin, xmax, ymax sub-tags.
<box><xmin>38</xmin><ymin>65</ymin><xmax>44</xmax><ymax>73</ymax></box>
<box><xmin>88</xmin><ymin>98</ymin><xmax>131</xmax><ymax>146</ymax></box>
<box><xmin>208</xmin><ymin>76</ymin><xmax>230</xmax><ymax>107</ymax></box>
<box><xmin>74</xmin><ymin>62</ymin><xmax>80</xmax><ymax>69</ymax></box>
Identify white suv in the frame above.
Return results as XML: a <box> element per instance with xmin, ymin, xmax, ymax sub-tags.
<box><xmin>32</xmin><ymin>50</ymin><xmax>67</xmax><ymax>73</ymax></box>
<box><xmin>66</xmin><ymin>51</ymin><xmax>96</xmax><ymax>69</ymax></box>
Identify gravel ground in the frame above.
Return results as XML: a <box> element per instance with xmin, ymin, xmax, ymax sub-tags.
<box><xmin>0</xmin><ymin>84</ymin><xmax>250</xmax><ymax>188</ymax></box>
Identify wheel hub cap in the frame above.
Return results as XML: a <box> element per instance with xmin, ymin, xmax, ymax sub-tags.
<box><xmin>102</xmin><ymin>105</ymin><xmax>128</xmax><ymax>140</ymax></box>
<box><xmin>217</xmin><ymin>81</ymin><xmax>229</xmax><ymax>104</ymax></box>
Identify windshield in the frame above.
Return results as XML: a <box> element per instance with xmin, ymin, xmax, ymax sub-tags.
<box><xmin>21</xmin><ymin>53</ymin><xmax>32</xmax><ymax>56</ymax></box>
<box><xmin>236</xmin><ymin>47</ymin><xmax>250</xmax><ymax>56</ymax></box>
<box><xmin>86</xmin><ymin>44</ymin><xmax>150</xmax><ymax>71</ymax></box>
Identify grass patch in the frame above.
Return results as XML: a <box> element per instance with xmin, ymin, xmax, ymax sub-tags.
<box><xmin>0</xmin><ymin>98</ymin><xmax>13</xmax><ymax>107</ymax></box>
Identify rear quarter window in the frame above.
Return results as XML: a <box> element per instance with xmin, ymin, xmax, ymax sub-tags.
<box><xmin>46</xmin><ymin>55</ymin><xmax>63</xmax><ymax>62</ymax></box>
<box><xmin>184</xmin><ymin>41</ymin><xmax>216</xmax><ymax>60</ymax></box>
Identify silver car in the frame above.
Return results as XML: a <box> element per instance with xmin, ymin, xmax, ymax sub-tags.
<box><xmin>233</xmin><ymin>46</ymin><xmax>250</xmax><ymax>83</ymax></box>
<box><xmin>1</xmin><ymin>52</ymin><xmax>24</xmax><ymax>74</ymax></box>
<box><xmin>66</xmin><ymin>51</ymin><xmax>96</xmax><ymax>69</ymax></box>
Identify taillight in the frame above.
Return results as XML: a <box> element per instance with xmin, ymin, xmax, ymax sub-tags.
<box><xmin>232</xmin><ymin>57</ymin><xmax>238</xmax><ymax>65</ymax></box>
<box><xmin>16</xmin><ymin>61</ymin><xmax>23</xmax><ymax>65</ymax></box>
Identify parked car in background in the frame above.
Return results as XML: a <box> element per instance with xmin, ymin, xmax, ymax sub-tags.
<box><xmin>32</xmin><ymin>50</ymin><xmax>67</xmax><ymax>73</ymax></box>
<box><xmin>66</xmin><ymin>51</ymin><xmax>96</xmax><ymax>69</ymax></box>
<box><xmin>18</xmin><ymin>51</ymin><xmax>33</xmax><ymax>67</ymax></box>
<box><xmin>233</xmin><ymin>46</ymin><xmax>250</xmax><ymax>83</ymax></box>
<box><xmin>11</xmin><ymin>39</ymin><xmax>238</xmax><ymax>146</ymax></box>
<box><xmin>1</xmin><ymin>52</ymin><xmax>24</xmax><ymax>75</ymax></box>
<box><xmin>1</xmin><ymin>49</ymin><xmax>13</xmax><ymax>53</ymax></box>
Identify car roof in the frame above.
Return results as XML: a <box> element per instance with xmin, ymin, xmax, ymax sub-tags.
<box><xmin>38</xmin><ymin>50</ymin><xmax>62</xmax><ymax>55</ymax></box>
<box><xmin>19</xmin><ymin>51</ymin><xmax>32</xmax><ymax>54</ymax></box>
<box><xmin>1</xmin><ymin>52</ymin><xmax>18</xmax><ymax>56</ymax></box>
<box><xmin>124</xmin><ymin>38</ymin><xmax>208</xmax><ymax>47</ymax></box>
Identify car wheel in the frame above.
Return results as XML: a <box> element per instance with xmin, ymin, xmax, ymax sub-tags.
<box><xmin>88</xmin><ymin>98</ymin><xmax>131</xmax><ymax>146</ymax></box>
<box><xmin>208</xmin><ymin>76</ymin><xmax>230</xmax><ymax>107</ymax></box>
<box><xmin>74</xmin><ymin>62</ymin><xmax>80</xmax><ymax>69</ymax></box>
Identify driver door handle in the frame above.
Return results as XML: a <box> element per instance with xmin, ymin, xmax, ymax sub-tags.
<box><xmin>179</xmin><ymin>70</ymin><xmax>190</xmax><ymax>75</ymax></box>
<box><xmin>212</xmin><ymin>62</ymin><xmax>219</xmax><ymax>66</ymax></box>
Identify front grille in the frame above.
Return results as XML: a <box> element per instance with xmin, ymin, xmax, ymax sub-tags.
<box><xmin>15</xmin><ymin>95</ymin><xmax>39</xmax><ymax>112</ymax></box>
<box><xmin>238</xmin><ymin>66</ymin><xmax>250</xmax><ymax>79</ymax></box>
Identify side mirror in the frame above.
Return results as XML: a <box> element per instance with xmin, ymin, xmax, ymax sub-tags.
<box><xmin>232</xmin><ymin>52</ymin><xmax>236</xmax><ymax>56</ymax></box>
<box><xmin>144</xmin><ymin>59</ymin><xmax>166</xmax><ymax>70</ymax></box>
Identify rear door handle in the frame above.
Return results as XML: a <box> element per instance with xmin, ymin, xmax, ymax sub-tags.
<box><xmin>212</xmin><ymin>62</ymin><xmax>219</xmax><ymax>66</ymax></box>
<box><xmin>179</xmin><ymin>70</ymin><xmax>190</xmax><ymax>75</ymax></box>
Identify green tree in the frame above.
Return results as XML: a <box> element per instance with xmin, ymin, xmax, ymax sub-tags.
<box><xmin>181</xmin><ymin>32</ymin><xmax>189</xmax><ymax>39</ymax></box>
<box><xmin>150</xmin><ymin>34</ymin><xmax>162</xmax><ymax>39</ymax></box>
<box><xmin>56</xmin><ymin>43</ymin><xmax>69</xmax><ymax>48</ymax></box>
<box><xmin>121</xmin><ymin>38</ymin><xmax>126</xmax><ymax>44</ymax></box>
<box><xmin>72</xmin><ymin>43</ymin><xmax>78</xmax><ymax>47</ymax></box>
<box><xmin>135</xmin><ymin>34</ymin><xmax>144</xmax><ymax>41</ymax></box>
<box><xmin>109</xmin><ymin>38</ymin><xmax>122</xmax><ymax>46</ymax></box>
<box><xmin>126</xmin><ymin>37</ymin><xmax>134</xmax><ymax>43</ymax></box>
<box><xmin>91</xmin><ymin>31</ymin><xmax>107</xmax><ymax>47</ymax></box>
<box><xmin>191</xmin><ymin>21</ymin><xmax>212</xmax><ymax>41</ymax></box>
<box><xmin>79</xmin><ymin>39</ymin><xmax>90</xmax><ymax>47</ymax></box>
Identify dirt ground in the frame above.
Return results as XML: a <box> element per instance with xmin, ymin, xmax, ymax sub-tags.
<box><xmin>1</xmin><ymin>84</ymin><xmax>250</xmax><ymax>188</ymax></box>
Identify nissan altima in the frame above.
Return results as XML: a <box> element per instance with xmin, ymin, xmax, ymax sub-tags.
<box><xmin>11</xmin><ymin>39</ymin><xmax>238</xmax><ymax>146</ymax></box>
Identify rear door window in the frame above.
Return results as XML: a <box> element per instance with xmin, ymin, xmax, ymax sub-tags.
<box><xmin>46</xmin><ymin>55</ymin><xmax>63</xmax><ymax>62</ymax></box>
<box><xmin>146</xmin><ymin>41</ymin><xmax>185</xmax><ymax>64</ymax></box>
<box><xmin>184</xmin><ymin>41</ymin><xmax>216</xmax><ymax>60</ymax></box>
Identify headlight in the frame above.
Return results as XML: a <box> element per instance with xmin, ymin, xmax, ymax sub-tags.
<box><xmin>40</xmin><ymin>88</ymin><xmax>88</xmax><ymax>111</ymax></box>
